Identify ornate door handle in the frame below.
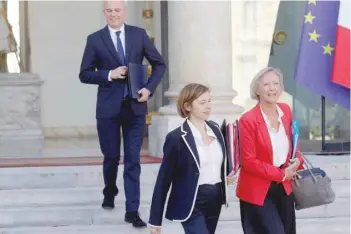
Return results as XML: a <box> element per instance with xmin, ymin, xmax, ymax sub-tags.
<box><xmin>271</xmin><ymin>31</ymin><xmax>288</xmax><ymax>55</ymax></box>
<box><xmin>273</xmin><ymin>30</ymin><xmax>288</xmax><ymax>45</ymax></box>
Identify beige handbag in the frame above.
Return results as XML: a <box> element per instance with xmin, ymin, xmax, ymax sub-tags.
<box><xmin>292</xmin><ymin>153</ymin><xmax>336</xmax><ymax>210</ymax></box>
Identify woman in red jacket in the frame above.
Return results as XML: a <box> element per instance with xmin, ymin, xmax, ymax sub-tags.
<box><xmin>237</xmin><ymin>67</ymin><xmax>304</xmax><ymax>234</ymax></box>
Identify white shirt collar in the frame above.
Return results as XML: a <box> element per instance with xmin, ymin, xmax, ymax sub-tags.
<box><xmin>260</xmin><ymin>105</ymin><xmax>284</xmax><ymax>123</ymax></box>
<box><xmin>108</xmin><ymin>24</ymin><xmax>125</xmax><ymax>34</ymax></box>
<box><xmin>187</xmin><ymin>120</ymin><xmax>217</xmax><ymax>139</ymax></box>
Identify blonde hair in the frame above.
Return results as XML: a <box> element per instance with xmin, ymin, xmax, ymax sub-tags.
<box><xmin>249</xmin><ymin>67</ymin><xmax>284</xmax><ymax>101</ymax></box>
<box><xmin>177</xmin><ymin>83</ymin><xmax>210</xmax><ymax>118</ymax></box>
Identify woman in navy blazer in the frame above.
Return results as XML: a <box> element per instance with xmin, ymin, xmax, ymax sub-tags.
<box><xmin>148</xmin><ymin>83</ymin><xmax>236</xmax><ymax>234</ymax></box>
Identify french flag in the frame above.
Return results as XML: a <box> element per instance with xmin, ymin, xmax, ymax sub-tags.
<box><xmin>331</xmin><ymin>0</ymin><xmax>350</xmax><ymax>89</ymax></box>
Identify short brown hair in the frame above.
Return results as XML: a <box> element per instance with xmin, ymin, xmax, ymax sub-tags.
<box><xmin>177</xmin><ymin>83</ymin><xmax>210</xmax><ymax>118</ymax></box>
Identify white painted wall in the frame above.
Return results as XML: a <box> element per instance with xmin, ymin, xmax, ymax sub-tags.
<box><xmin>28</xmin><ymin>1</ymin><xmax>145</xmax><ymax>129</ymax></box>
<box><xmin>28</xmin><ymin>1</ymin><xmax>103</xmax><ymax>128</ymax></box>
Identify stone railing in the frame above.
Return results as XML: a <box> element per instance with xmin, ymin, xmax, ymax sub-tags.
<box><xmin>0</xmin><ymin>72</ymin><xmax>44</xmax><ymax>140</ymax></box>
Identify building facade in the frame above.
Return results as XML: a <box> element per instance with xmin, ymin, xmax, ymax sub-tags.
<box><xmin>2</xmin><ymin>0</ymin><xmax>349</xmax><ymax>154</ymax></box>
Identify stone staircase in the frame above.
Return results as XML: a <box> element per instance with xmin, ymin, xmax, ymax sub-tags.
<box><xmin>0</xmin><ymin>156</ymin><xmax>350</xmax><ymax>234</ymax></box>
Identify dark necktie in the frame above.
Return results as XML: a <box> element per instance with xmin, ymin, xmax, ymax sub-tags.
<box><xmin>116</xmin><ymin>31</ymin><xmax>129</xmax><ymax>98</ymax></box>
<box><xmin>116</xmin><ymin>31</ymin><xmax>125</xmax><ymax>65</ymax></box>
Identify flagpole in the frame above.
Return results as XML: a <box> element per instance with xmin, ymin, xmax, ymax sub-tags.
<box><xmin>321</xmin><ymin>96</ymin><xmax>326</xmax><ymax>151</ymax></box>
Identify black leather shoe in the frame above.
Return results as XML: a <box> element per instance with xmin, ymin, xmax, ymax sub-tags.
<box><xmin>102</xmin><ymin>196</ymin><xmax>115</xmax><ymax>209</ymax></box>
<box><xmin>125</xmin><ymin>211</ymin><xmax>147</xmax><ymax>228</ymax></box>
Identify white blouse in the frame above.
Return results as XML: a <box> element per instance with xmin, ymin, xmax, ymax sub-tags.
<box><xmin>260</xmin><ymin>106</ymin><xmax>290</xmax><ymax>167</ymax></box>
<box><xmin>187</xmin><ymin>120</ymin><xmax>223</xmax><ymax>185</ymax></box>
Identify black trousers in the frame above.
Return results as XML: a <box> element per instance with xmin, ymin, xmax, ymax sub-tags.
<box><xmin>181</xmin><ymin>183</ymin><xmax>223</xmax><ymax>234</ymax></box>
<box><xmin>240</xmin><ymin>182</ymin><xmax>296</xmax><ymax>234</ymax></box>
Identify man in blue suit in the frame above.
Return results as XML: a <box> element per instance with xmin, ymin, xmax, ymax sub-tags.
<box><xmin>79</xmin><ymin>0</ymin><xmax>166</xmax><ymax>228</ymax></box>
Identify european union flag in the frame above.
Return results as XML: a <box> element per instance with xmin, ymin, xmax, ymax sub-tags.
<box><xmin>295</xmin><ymin>0</ymin><xmax>350</xmax><ymax>110</ymax></box>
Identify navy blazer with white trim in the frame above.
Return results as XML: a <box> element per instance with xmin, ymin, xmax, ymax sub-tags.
<box><xmin>148</xmin><ymin>120</ymin><xmax>228</xmax><ymax>227</ymax></box>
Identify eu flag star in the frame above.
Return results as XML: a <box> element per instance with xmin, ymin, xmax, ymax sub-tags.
<box><xmin>308</xmin><ymin>0</ymin><xmax>317</xmax><ymax>5</ymax></box>
<box><xmin>304</xmin><ymin>11</ymin><xmax>315</xmax><ymax>24</ymax></box>
<box><xmin>322</xmin><ymin>43</ymin><xmax>334</xmax><ymax>55</ymax></box>
<box><xmin>309</xmin><ymin>29</ymin><xmax>320</xmax><ymax>43</ymax></box>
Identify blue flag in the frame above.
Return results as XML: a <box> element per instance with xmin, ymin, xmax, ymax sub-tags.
<box><xmin>294</xmin><ymin>0</ymin><xmax>350</xmax><ymax>110</ymax></box>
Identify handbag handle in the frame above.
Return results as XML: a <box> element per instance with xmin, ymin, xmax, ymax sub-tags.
<box><xmin>298</xmin><ymin>151</ymin><xmax>315</xmax><ymax>169</ymax></box>
<box><xmin>290</xmin><ymin>120</ymin><xmax>317</xmax><ymax>184</ymax></box>
<box><xmin>296</xmin><ymin>151</ymin><xmax>317</xmax><ymax>183</ymax></box>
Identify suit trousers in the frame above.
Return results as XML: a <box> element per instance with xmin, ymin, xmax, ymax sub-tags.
<box><xmin>181</xmin><ymin>183</ymin><xmax>223</xmax><ymax>234</ymax></box>
<box><xmin>97</xmin><ymin>100</ymin><xmax>146</xmax><ymax>212</ymax></box>
<box><xmin>240</xmin><ymin>182</ymin><xmax>296</xmax><ymax>234</ymax></box>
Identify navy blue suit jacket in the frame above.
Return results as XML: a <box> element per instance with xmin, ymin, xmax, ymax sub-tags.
<box><xmin>148</xmin><ymin>120</ymin><xmax>229</xmax><ymax>226</ymax></box>
<box><xmin>79</xmin><ymin>24</ymin><xmax>166</xmax><ymax>118</ymax></box>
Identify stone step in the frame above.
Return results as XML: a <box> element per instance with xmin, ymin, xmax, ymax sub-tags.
<box><xmin>0</xmin><ymin>159</ymin><xmax>349</xmax><ymax>190</ymax></box>
<box><xmin>0</xmin><ymin>165</ymin><xmax>159</xmax><ymax>190</ymax></box>
<box><xmin>0</xmin><ymin>179</ymin><xmax>349</xmax><ymax>208</ymax></box>
<box><xmin>0</xmin><ymin>187</ymin><xmax>150</xmax><ymax>208</ymax></box>
<box><xmin>0</xmin><ymin>197</ymin><xmax>349</xmax><ymax>228</ymax></box>
<box><xmin>0</xmin><ymin>218</ymin><xmax>349</xmax><ymax>234</ymax></box>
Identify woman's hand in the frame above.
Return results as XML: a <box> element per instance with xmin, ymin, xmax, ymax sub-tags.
<box><xmin>227</xmin><ymin>170</ymin><xmax>240</xmax><ymax>185</ymax></box>
<box><xmin>151</xmin><ymin>226</ymin><xmax>161</xmax><ymax>234</ymax></box>
<box><xmin>284</xmin><ymin>158</ymin><xmax>301</xmax><ymax>180</ymax></box>
<box><xmin>284</xmin><ymin>166</ymin><xmax>297</xmax><ymax>180</ymax></box>
<box><xmin>289</xmin><ymin>158</ymin><xmax>301</xmax><ymax>171</ymax></box>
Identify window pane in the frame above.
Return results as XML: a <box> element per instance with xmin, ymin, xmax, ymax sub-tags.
<box><xmin>324</xmin><ymin>100</ymin><xmax>350</xmax><ymax>152</ymax></box>
<box><xmin>293</xmin><ymin>83</ymin><xmax>350</xmax><ymax>153</ymax></box>
<box><xmin>293</xmin><ymin>84</ymin><xmax>323</xmax><ymax>152</ymax></box>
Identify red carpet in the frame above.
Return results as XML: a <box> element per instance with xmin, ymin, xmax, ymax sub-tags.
<box><xmin>0</xmin><ymin>155</ymin><xmax>162</xmax><ymax>168</ymax></box>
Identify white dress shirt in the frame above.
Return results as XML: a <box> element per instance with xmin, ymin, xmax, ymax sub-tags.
<box><xmin>260</xmin><ymin>105</ymin><xmax>290</xmax><ymax>167</ymax></box>
<box><xmin>187</xmin><ymin>120</ymin><xmax>223</xmax><ymax>185</ymax></box>
<box><xmin>107</xmin><ymin>24</ymin><xmax>126</xmax><ymax>81</ymax></box>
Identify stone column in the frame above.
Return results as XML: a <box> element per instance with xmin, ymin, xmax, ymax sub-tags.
<box><xmin>149</xmin><ymin>1</ymin><xmax>244</xmax><ymax>157</ymax></box>
<box><xmin>0</xmin><ymin>73</ymin><xmax>44</xmax><ymax>157</ymax></box>
<box><xmin>19</xmin><ymin>1</ymin><xmax>30</xmax><ymax>71</ymax></box>
<box><xmin>231</xmin><ymin>0</ymin><xmax>282</xmax><ymax>110</ymax></box>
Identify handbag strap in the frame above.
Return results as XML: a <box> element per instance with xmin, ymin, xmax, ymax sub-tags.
<box><xmin>298</xmin><ymin>151</ymin><xmax>315</xmax><ymax>169</ymax></box>
<box><xmin>296</xmin><ymin>151</ymin><xmax>317</xmax><ymax>183</ymax></box>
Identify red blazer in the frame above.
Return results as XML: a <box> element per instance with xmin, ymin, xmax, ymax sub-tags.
<box><xmin>236</xmin><ymin>102</ymin><xmax>304</xmax><ymax>206</ymax></box>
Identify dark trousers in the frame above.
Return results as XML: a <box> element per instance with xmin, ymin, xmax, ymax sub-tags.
<box><xmin>97</xmin><ymin>100</ymin><xmax>145</xmax><ymax>212</ymax></box>
<box><xmin>181</xmin><ymin>183</ymin><xmax>222</xmax><ymax>234</ymax></box>
<box><xmin>240</xmin><ymin>182</ymin><xmax>296</xmax><ymax>234</ymax></box>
